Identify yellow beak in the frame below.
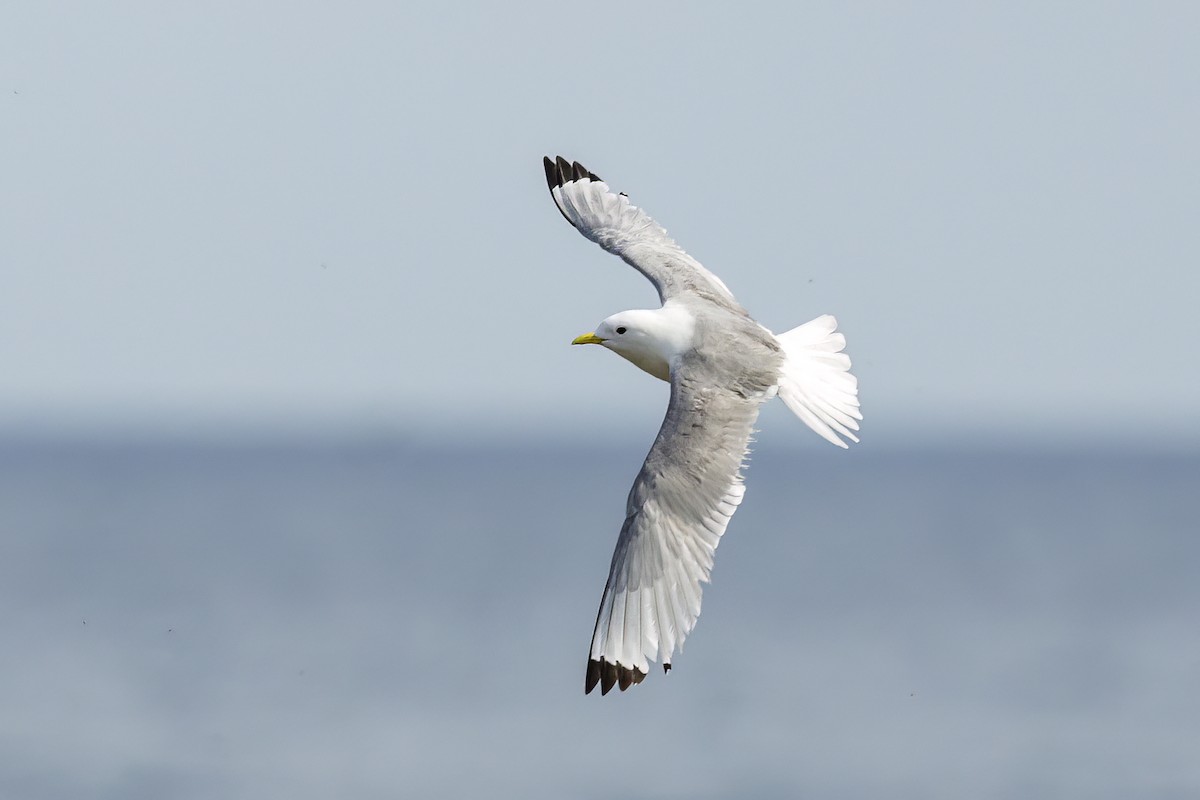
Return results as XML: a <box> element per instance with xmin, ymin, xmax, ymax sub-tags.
<box><xmin>571</xmin><ymin>332</ymin><xmax>606</xmax><ymax>346</ymax></box>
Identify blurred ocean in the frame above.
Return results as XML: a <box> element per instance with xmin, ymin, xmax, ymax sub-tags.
<box><xmin>0</xmin><ymin>438</ymin><xmax>1197</xmax><ymax>800</ymax></box>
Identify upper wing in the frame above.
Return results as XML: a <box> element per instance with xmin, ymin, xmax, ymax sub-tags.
<box><xmin>543</xmin><ymin>156</ymin><xmax>742</xmax><ymax>310</ymax></box>
<box><xmin>585</xmin><ymin>354</ymin><xmax>764</xmax><ymax>694</ymax></box>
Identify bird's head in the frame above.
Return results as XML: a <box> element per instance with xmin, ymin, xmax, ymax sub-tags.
<box><xmin>573</xmin><ymin>311</ymin><xmax>642</xmax><ymax>353</ymax></box>
<box><xmin>571</xmin><ymin>308</ymin><xmax>695</xmax><ymax>382</ymax></box>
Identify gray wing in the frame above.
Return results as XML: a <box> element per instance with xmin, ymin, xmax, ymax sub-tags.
<box><xmin>585</xmin><ymin>348</ymin><xmax>773</xmax><ymax>694</ymax></box>
<box><xmin>543</xmin><ymin>156</ymin><xmax>744</xmax><ymax>310</ymax></box>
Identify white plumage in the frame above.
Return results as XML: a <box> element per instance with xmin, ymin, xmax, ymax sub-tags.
<box><xmin>544</xmin><ymin>157</ymin><xmax>861</xmax><ymax>694</ymax></box>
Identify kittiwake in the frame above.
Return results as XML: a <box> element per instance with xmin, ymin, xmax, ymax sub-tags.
<box><xmin>543</xmin><ymin>156</ymin><xmax>861</xmax><ymax>695</ymax></box>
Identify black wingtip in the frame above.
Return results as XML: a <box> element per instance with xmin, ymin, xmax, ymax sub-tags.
<box><xmin>663</xmin><ymin>662</ymin><xmax>672</xmax><ymax>674</ymax></box>
<box><xmin>543</xmin><ymin>155</ymin><xmax>603</xmax><ymax>190</ymax></box>
<box><xmin>601</xmin><ymin>659</ymin><xmax>617</xmax><ymax>695</ymax></box>
<box><xmin>585</xmin><ymin>658</ymin><xmax>648</xmax><ymax>695</ymax></box>
<box><xmin>585</xmin><ymin>659</ymin><xmax>601</xmax><ymax>694</ymax></box>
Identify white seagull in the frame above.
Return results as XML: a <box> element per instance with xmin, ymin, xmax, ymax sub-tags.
<box><xmin>544</xmin><ymin>157</ymin><xmax>861</xmax><ymax>695</ymax></box>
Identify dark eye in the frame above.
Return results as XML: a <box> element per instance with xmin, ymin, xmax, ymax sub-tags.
<box><xmin>616</xmin><ymin>326</ymin><xmax>627</xmax><ymax>334</ymax></box>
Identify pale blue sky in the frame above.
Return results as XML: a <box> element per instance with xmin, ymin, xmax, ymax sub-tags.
<box><xmin>3</xmin><ymin>2</ymin><xmax>1197</xmax><ymax>446</ymax></box>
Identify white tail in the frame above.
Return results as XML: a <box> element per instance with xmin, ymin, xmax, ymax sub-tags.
<box><xmin>774</xmin><ymin>315</ymin><xmax>861</xmax><ymax>448</ymax></box>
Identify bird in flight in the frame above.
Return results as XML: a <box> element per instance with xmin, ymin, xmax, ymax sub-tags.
<box><xmin>543</xmin><ymin>156</ymin><xmax>861</xmax><ymax>695</ymax></box>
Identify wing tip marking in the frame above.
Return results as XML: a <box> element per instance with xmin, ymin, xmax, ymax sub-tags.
<box><xmin>543</xmin><ymin>155</ymin><xmax>603</xmax><ymax>190</ymax></box>
<box><xmin>585</xmin><ymin>658</ymin><xmax>647</xmax><ymax>695</ymax></box>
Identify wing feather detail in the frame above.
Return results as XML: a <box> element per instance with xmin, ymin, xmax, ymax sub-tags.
<box><xmin>543</xmin><ymin>156</ymin><xmax>742</xmax><ymax>309</ymax></box>
<box><xmin>584</xmin><ymin>354</ymin><xmax>766</xmax><ymax>694</ymax></box>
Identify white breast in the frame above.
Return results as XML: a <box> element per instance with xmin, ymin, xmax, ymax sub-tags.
<box><xmin>616</xmin><ymin>348</ymin><xmax>671</xmax><ymax>382</ymax></box>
